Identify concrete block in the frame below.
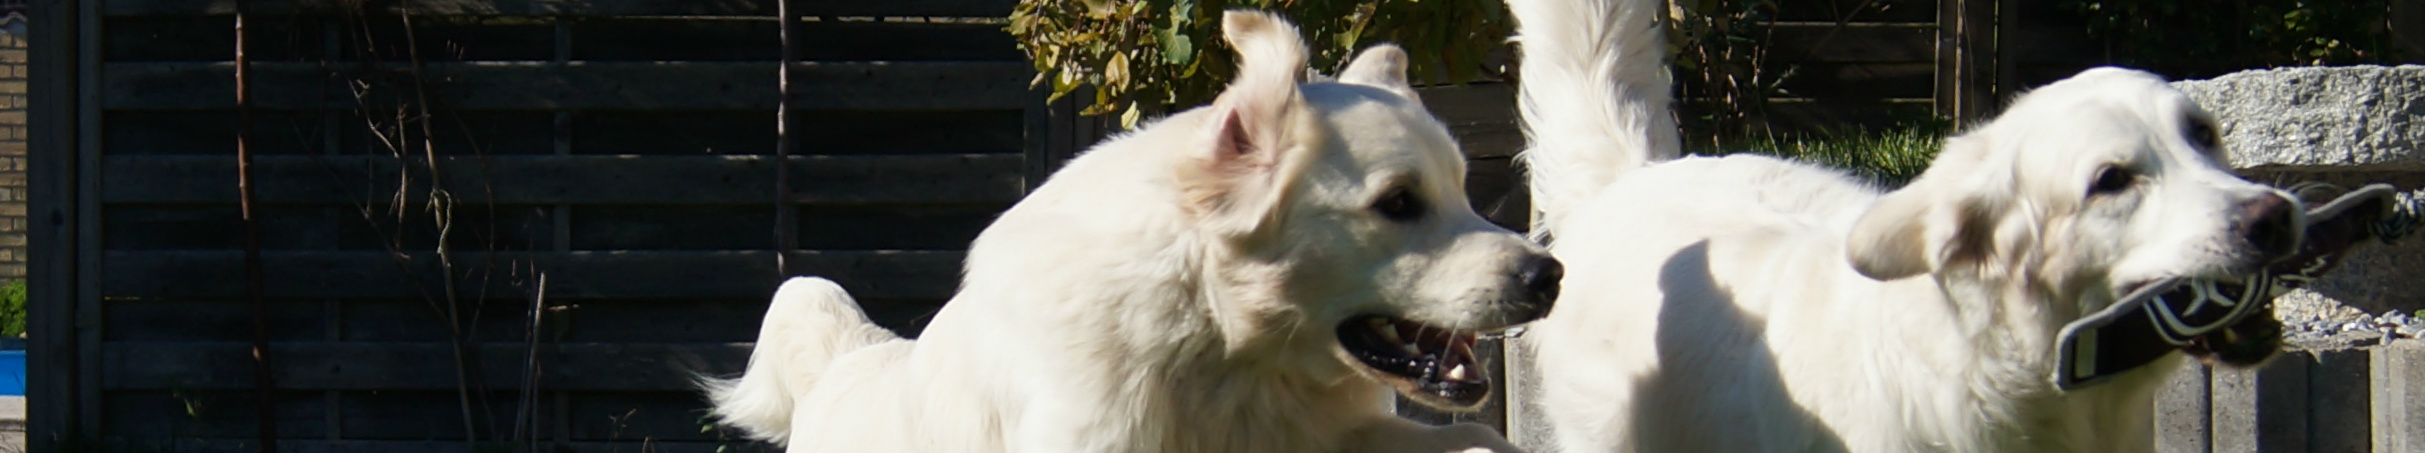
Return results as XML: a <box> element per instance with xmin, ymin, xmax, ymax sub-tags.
<box><xmin>2211</xmin><ymin>353</ymin><xmax>2312</xmax><ymax>452</ymax></box>
<box><xmin>2172</xmin><ymin>66</ymin><xmax>2425</xmax><ymax>171</ymax></box>
<box><xmin>2378</xmin><ymin>344</ymin><xmax>2425</xmax><ymax>453</ymax></box>
<box><xmin>2158</xmin><ymin>361</ymin><xmax>2212</xmax><ymax>453</ymax></box>
<box><xmin>2305</xmin><ymin>350</ymin><xmax>2372</xmax><ymax>452</ymax></box>
<box><xmin>1503</xmin><ymin>338</ymin><xmax>1555</xmax><ymax>450</ymax></box>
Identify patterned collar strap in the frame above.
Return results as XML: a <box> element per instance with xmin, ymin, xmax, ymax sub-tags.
<box><xmin>2052</xmin><ymin>184</ymin><xmax>2415</xmax><ymax>391</ymax></box>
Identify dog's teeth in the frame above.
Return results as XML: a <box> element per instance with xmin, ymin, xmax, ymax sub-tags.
<box><xmin>1401</xmin><ymin>341</ymin><xmax>1424</xmax><ymax>356</ymax></box>
<box><xmin>1446</xmin><ymin>364</ymin><xmax>1471</xmax><ymax>381</ymax></box>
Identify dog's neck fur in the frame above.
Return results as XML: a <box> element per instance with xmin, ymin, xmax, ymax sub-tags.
<box><xmin>1849</xmin><ymin>241</ymin><xmax>2165</xmax><ymax>451</ymax></box>
<box><xmin>928</xmin><ymin>110</ymin><xmax>1389</xmax><ymax>452</ymax></box>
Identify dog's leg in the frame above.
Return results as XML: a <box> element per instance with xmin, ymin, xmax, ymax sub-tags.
<box><xmin>1347</xmin><ymin>417</ymin><xmax>1526</xmax><ymax>453</ymax></box>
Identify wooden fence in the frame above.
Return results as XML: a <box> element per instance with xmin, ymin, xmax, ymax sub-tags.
<box><xmin>27</xmin><ymin>0</ymin><xmax>2413</xmax><ymax>451</ymax></box>
<box><xmin>31</xmin><ymin>1</ymin><xmax>1047</xmax><ymax>451</ymax></box>
<box><xmin>22</xmin><ymin>0</ymin><xmax>1541</xmax><ymax>451</ymax></box>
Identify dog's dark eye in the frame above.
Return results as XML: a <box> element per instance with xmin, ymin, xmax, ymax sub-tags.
<box><xmin>1371</xmin><ymin>187</ymin><xmax>1425</xmax><ymax>223</ymax></box>
<box><xmin>2188</xmin><ymin>120</ymin><xmax>2220</xmax><ymax>150</ymax></box>
<box><xmin>2089</xmin><ymin>166</ymin><xmax>2135</xmax><ymax>196</ymax></box>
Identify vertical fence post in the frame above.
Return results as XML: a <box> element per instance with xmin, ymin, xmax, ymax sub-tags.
<box><xmin>25</xmin><ymin>0</ymin><xmax>83</xmax><ymax>449</ymax></box>
<box><xmin>1935</xmin><ymin>0</ymin><xmax>1999</xmax><ymax>124</ymax></box>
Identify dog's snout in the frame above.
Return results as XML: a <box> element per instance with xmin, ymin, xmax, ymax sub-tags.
<box><xmin>2236</xmin><ymin>193</ymin><xmax>2300</xmax><ymax>261</ymax></box>
<box><xmin>1517</xmin><ymin>255</ymin><xmax>1563</xmax><ymax>309</ymax></box>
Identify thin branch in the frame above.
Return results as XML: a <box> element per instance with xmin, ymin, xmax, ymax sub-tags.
<box><xmin>233</xmin><ymin>0</ymin><xmax>282</xmax><ymax>450</ymax></box>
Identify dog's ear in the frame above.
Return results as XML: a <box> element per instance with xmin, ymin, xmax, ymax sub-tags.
<box><xmin>1179</xmin><ymin>10</ymin><xmax>1311</xmax><ymax>241</ymax></box>
<box><xmin>1846</xmin><ymin>137</ymin><xmax>2005</xmax><ymax>280</ymax></box>
<box><xmin>1338</xmin><ymin>44</ymin><xmax>1419</xmax><ymax>100</ymax></box>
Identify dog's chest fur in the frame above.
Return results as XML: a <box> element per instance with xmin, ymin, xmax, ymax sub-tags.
<box><xmin>1547</xmin><ymin>156</ymin><xmax>2172</xmax><ymax>452</ymax></box>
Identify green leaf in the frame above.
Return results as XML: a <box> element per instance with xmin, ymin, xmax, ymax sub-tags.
<box><xmin>1163</xmin><ymin>33</ymin><xmax>1194</xmax><ymax>65</ymax></box>
<box><xmin>1106</xmin><ymin>51</ymin><xmax>1132</xmax><ymax>88</ymax></box>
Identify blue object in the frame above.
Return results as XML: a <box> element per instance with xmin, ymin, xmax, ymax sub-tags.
<box><xmin>0</xmin><ymin>350</ymin><xmax>23</xmax><ymax>396</ymax></box>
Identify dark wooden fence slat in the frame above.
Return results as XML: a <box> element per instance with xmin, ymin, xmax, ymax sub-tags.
<box><xmin>104</xmin><ymin>0</ymin><xmax>1014</xmax><ymax>17</ymax></box>
<box><xmin>100</xmin><ymin>439</ymin><xmax>771</xmax><ymax>453</ymax></box>
<box><xmin>1417</xmin><ymin>83</ymin><xmax>1526</xmax><ymax>160</ymax></box>
<box><xmin>103</xmin><ymin>342</ymin><xmax>751</xmax><ymax>391</ymax></box>
<box><xmin>101</xmin><ymin>154</ymin><xmax>1025</xmax><ymax>205</ymax></box>
<box><xmin>1766</xmin><ymin>23</ymin><xmax>1938</xmax><ymax>64</ymax></box>
<box><xmin>103</xmin><ymin>61</ymin><xmax>1032</xmax><ymax>111</ymax></box>
<box><xmin>1774</xmin><ymin>62</ymin><xmax>1938</xmax><ymax>100</ymax></box>
<box><xmin>1772</xmin><ymin>0</ymin><xmax>1938</xmax><ymax>22</ymax></box>
<box><xmin>786</xmin><ymin>61</ymin><xmax>1034</xmax><ymax>111</ymax></box>
<box><xmin>100</xmin><ymin>250</ymin><xmax>965</xmax><ymax>300</ymax></box>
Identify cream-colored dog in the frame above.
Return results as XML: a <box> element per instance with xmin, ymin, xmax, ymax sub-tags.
<box><xmin>703</xmin><ymin>10</ymin><xmax>1562</xmax><ymax>453</ymax></box>
<box><xmin>1508</xmin><ymin>0</ymin><xmax>2301</xmax><ymax>451</ymax></box>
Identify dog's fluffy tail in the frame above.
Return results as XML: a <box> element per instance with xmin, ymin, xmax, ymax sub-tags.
<box><xmin>701</xmin><ymin>277</ymin><xmax>900</xmax><ymax>446</ymax></box>
<box><xmin>1510</xmin><ymin>0</ymin><xmax>1679</xmax><ymax>236</ymax></box>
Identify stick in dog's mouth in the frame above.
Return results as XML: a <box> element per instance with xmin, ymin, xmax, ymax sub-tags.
<box><xmin>1336</xmin><ymin>315</ymin><xmax>1491</xmax><ymax>409</ymax></box>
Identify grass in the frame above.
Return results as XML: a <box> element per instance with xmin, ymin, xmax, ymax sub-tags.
<box><xmin>1694</xmin><ymin>123</ymin><xmax>1952</xmax><ymax>188</ymax></box>
<box><xmin>0</xmin><ymin>281</ymin><xmax>20</xmax><ymax>339</ymax></box>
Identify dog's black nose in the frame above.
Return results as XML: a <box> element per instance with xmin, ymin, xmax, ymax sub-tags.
<box><xmin>2237</xmin><ymin>193</ymin><xmax>2299</xmax><ymax>262</ymax></box>
<box><xmin>1518</xmin><ymin>255</ymin><xmax>1563</xmax><ymax>308</ymax></box>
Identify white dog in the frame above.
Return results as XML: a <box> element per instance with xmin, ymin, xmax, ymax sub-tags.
<box><xmin>1507</xmin><ymin>0</ymin><xmax>2302</xmax><ymax>451</ymax></box>
<box><xmin>703</xmin><ymin>11</ymin><xmax>1562</xmax><ymax>453</ymax></box>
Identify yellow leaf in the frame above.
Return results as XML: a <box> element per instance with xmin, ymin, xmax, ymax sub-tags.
<box><xmin>1106</xmin><ymin>52</ymin><xmax>1132</xmax><ymax>88</ymax></box>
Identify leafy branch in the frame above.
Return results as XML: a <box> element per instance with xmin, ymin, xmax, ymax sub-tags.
<box><xmin>1007</xmin><ymin>0</ymin><xmax>1514</xmax><ymax>127</ymax></box>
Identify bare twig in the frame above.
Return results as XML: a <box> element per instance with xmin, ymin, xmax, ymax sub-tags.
<box><xmin>514</xmin><ymin>271</ymin><xmax>546</xmax><ymax>450</ymax></box>
<box><xmin>233</xmin><ymin>0</ymin><xmax>281</xmax><ymax>451</ymax></box>
<box><xmin>775</xmin><ymin>0</ymin><xmax>799</xmax><ymax>274</ymax></box>
<box><xmin>389</xmin><ymin>9</ymin><xmax>483</xmax><ymax>447</ymax></box>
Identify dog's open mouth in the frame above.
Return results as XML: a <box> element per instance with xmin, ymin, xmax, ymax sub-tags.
<box><xmin>1336</xmin><ymin>315</ymin><xmax>1489</xmax><ymax>409</ymax></box>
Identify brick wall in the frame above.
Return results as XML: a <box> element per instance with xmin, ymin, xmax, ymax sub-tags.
<box><xmin>0</xmin><ymin>33</ymin><xmax>22</xmax><ymax>280</ymax></box>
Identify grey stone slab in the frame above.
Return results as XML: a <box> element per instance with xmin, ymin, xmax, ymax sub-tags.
<box><xmin>2256</xmin><ymin>355</ymin><xmax>2312</xmax><ymax>453</ymax></box>
<box><xmin>2172</xmin><ymin>65</ymin><xmax>2425</xmax><ymax>171</ymax></box>
<box><xmin>2377</xmin><ymin>344</ymin><xmax>2425</xmax><ymax>453</ymax></box>
<box><xmin>2306</xmin><ymin>350</ymin><xmax>2372</xmax><ymax>453</ymax></box>
<box><xmin>2212</xmin><ymin>361</ymin><xmax>2262</xmax><ymax>452</ymax></box>
<box><xmin>1504</xmin><ymin>337</ymin><xmax>1555</xmax><ymax>451</ymax></box>
<box><xmin>2158</xmin><ymin>361</ymin><xmax>2212</xmax><ymax>453</ymax></box>
<box><xmin>2212</xmin><ymin>354</ymin><xmax>2313</xmax><ymax>453</ymax></box>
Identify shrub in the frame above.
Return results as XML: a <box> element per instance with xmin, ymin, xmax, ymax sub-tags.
<box><xmin>1</xmin><ymin>280</ymin><xmax>23</xmax><ymax>339</ymax></box>
<box><xmin>1007</xmin><ymin>0</ymin><xmax>1513</xmax><ymax>128</ymax></box>
<box><xmin>2062</xmin><ymin>0</ymin><xmax>2402</xmax><ymax>79</ymax></box>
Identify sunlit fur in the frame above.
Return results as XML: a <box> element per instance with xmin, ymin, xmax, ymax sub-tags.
<box><xmin>1508</xmin><ymin>0</ymin><xmax>2300</xmax><ymax>450</ymax></box>
<box><xmin>702</xmin><ymin>11</ymin><xmax>1546</xmax><ymax>453</ymax></box>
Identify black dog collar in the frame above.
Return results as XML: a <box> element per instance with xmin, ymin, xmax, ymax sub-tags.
<box><xmin>2053</xmin><ymin>184</ymin><xmax>2416</xmax><ymax>391</ymax></box>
